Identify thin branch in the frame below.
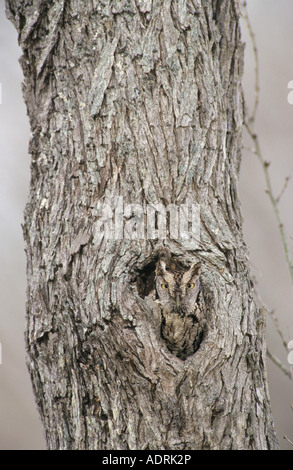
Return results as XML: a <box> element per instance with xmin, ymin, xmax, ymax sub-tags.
<box><xmin>254</xmin><ymin>253</ymin><xmax>293</xmax><ymax>382</ymax></box>
<box><xmin>284</xmin><ymin>435</ymin><xmax>293</xmax><ymax>447</ymax></box>
<box><xmin>267</xmin><ymin>349</ymin><xmax>292</xmax><ymax>380</ymax></box>
<box><xmin>242</xmin><ymin>3</ymin><xmax>293</xmax><ymax>384</ymax></box>
<box><xmin>255</xmin><ymin>284</ymin><xmax>289</xmax><ymax>356</ymax></box>
<box><xmin>244</xmin><ymin>124</ymin><xmax>293</xmax><ymax>287</ymax></box>
<box><xmin>254</xmin><ymin>291</ymin><xmax>292</xmax><ymax>381</ymax></box>
<box><xmin>267</xmin><ymin>308</ymin><xmax>289</xmax><ymax>352</ymax></box>
<box><xmin>242</xmin><ymin>0</ymin><xmax>293</xmax><ymax>287</ymax></box>
<box><xmin>276</xmin><ymin>176</ymin><xmax>291</xmax><ymax>204</ymax></box>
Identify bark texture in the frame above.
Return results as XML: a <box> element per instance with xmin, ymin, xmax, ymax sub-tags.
<box><xmin>7</xmin><ymin>0</ymin><xmax>279</xmax><ymax>450</ymax></box>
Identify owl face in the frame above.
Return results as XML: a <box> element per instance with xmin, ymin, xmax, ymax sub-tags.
<box><xmin>155</xmin><ymin>260</ymin><xmax>201</xmax><ymax>316</ymax></box>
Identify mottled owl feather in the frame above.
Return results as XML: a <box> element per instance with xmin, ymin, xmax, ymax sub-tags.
<box><xmin>155</xmin><ymin>259</ymin><xmax>205</xmax><ymax>360</ymax></box>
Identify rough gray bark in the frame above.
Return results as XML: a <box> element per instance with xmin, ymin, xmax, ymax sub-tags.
<box><xmin>7</xmin><ymin>0</ymin><xmax>279</xmax><ymax>450</ymax></box>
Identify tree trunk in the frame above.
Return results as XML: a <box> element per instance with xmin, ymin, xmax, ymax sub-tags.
<box><xmin>6</xmin><ymin>0</ymin><xmax>279</xmax><ymax>450</ymax></box>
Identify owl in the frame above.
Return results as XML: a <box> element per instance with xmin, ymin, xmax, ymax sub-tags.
<box><xmin>155</xmin><ymin>259</ymin><xmax>205</xmax><ymax>360</ymax></box>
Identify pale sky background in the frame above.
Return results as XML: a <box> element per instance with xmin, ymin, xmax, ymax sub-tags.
<box><xmin>0</xmin><ymin>0</ymin><xmax>292</xmax><ymax>450</ymax></box>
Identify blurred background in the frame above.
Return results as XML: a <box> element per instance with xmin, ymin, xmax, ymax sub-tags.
<box><xmin>0</xmin><ymin>0</ymin><xmax>292</xmax><ymax>450</ymax></box>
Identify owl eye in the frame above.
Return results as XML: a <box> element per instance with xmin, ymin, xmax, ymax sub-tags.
<box><xmin>161</xmin><ymin>283</ymin><xmax>169</xmax><ymax>289</ymax></box>
<box><xmin>186</xmin><ymin>282</ymin><xmax>195</xmax><ymax>289</ymax></box>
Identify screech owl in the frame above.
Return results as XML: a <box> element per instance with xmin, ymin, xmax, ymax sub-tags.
<box><xmin>155</xmin><ymin>259</ymin><xmax>205</xmax><ymax>360</ymax></box>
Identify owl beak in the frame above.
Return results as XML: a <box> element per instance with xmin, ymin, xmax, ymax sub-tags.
<box><xmin>176</xmin><ymin>293</ymin><xmax>180</xmax><ymax>309</ymax></box>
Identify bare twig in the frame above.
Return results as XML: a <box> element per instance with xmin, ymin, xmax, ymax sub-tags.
<box><xmin>244</xmin><ymin>124</ymin><xmax>293</xmax><ymax>287</ymax></box>
<box><xmin>256</xmin><ymin>283</ymin><xmax>290</xmax><ymax>353</ymax></box>
<box><xmin>284</xmin><ymin>435</ymin><xmax>293</xmax><ymax>447</ymax></box>
<box><xmin>267</xmin><ymin>308</ymin><xmax>289</xmax><ymax>352</ymax></box>
<box><xmin>242</xmin><ymin>1</ymin><xmax>293</xmax><ymax>287</ymax></box>
<box><xmin>242</xmin><ymin>2</ymin><xmax>293</xmax><ymax>383</ymax></box>
<box><xmin>267</xmin><ymin>349</ymin><xmax>291</xmax><ymax>380</ymax></box>
<box><xmin>276</xmin><ymin>176</ymin><xmax>291</xmax><ymax>204</ymax></box>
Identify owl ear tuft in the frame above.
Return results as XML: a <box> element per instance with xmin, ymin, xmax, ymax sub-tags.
<box><xmin>182</xmin><ymin>261</ymin><xmax>201</xmax><ymax>284</ymax></box>
<box><xmin>190</xmin><ymin>262</ymin><xmax>201</xmax><ymax>277</ymax></box>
